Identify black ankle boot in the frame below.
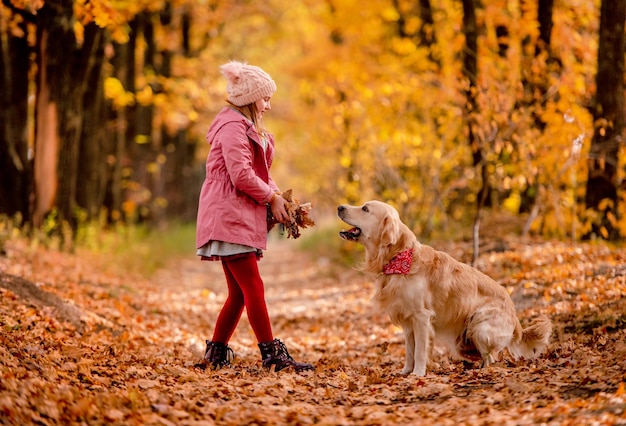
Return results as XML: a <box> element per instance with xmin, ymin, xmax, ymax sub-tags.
<box><xmin>202</xmin><ymin>340</ymin><xmax>234</xmax><ymax>369</ymax></box>
<box><xmin>258</xmin><ymin>339</ymin><xmax>314</xmax><ymax>372</ymax></box>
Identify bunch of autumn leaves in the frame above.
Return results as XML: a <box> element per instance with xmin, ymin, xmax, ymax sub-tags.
<box><xmin>267</xmin><ymin>189</ymin><xmax>315</xmax><ymax>239</ymax></box>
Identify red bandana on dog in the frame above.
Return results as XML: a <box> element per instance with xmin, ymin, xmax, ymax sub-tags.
<box><xmin>383</xmin><ymin>249</ymin><xmax>414</xmax><ymax>275</ymax></box>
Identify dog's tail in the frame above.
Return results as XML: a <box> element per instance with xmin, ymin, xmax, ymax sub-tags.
<box><xmin>508</xmin><ymin>315</ymin><xmax>552</xmax><ymax>360</ymax></box>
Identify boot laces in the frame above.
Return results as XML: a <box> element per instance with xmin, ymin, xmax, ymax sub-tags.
<box><xmin>205</xmin><ymin>341</ymin><xmax>234</xmax><ymax>367</ymax></box>
<box><xmin>259</xmin><ymin>339</ymin><xmax>314</xmax><ymax>372</ymax></box>
<box><xmin>274</xmin><ymin>340</ymin><xmax>293</xmax><ymax>360</ymax></box>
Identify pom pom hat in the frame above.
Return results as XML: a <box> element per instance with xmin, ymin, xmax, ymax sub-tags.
<box><xmin>220</xmin><ymin>61</ymin><xmax>277</xmax><ymax>107</ymax></box>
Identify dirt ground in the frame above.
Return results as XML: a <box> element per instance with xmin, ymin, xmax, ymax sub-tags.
<box><xmin>1</xmin><ymin>234</ymin><xmax>625</xmax><ymax>425</ymax></box>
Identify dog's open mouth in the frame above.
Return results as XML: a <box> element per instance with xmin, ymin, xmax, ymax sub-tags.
<box><xmin>339</xmin><ymin>227</ymin><xmax>361</xmax><ymax>241</ymax></box>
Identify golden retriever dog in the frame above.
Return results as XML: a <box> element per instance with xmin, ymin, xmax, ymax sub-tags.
<box><xmin>338</xmin><ymin>201</ymin><xmax>552</xmax><ymax>376</ymax></box>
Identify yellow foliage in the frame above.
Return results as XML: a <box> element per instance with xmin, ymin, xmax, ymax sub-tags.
<box><xmin>73</xmin><ymin>21</ymin><xmax>84</xmax><ymax>44</ymax></box>
<box><xmin>146</xmin><ymin>163</ymin><xmax>159</xmax><ymax>174</ymax></box>
<box><xmin>391</xmin><ymin>37</ymin><xmax>417</xmax><ymax>56</ymax></box>
<box><xmin>104</xmin><ymin>77</ymin><xmax>134</xmax><ymax>109</ymax></box>
<box><xmin>9</xmin><ymin>0</ymin><xmax>43</xmax><ymax>12</ymax></box>
<box><xmin>154</xmin><ymin>197</ymin><xmax>168</xmax><ymax>208</ymax></box>
<box><xmin>134</xmin><ymin>135</ymin><xmax>150</xmax><ymax>145</ymax></box>
<box><xmin>27</xmin><ymin>0</ymin><xmax>608</xmax><ymax>238</ymax></box>
<box><xmin>73</xmin><ymin>0</ymin><xmax>141</xmax><ymax>43</ymax></box>
<box><xmin>339</xmin><ymin>156</ymin><xmax>351</xmax><ymax>169</ymax></box>
<box><xmin>380</xmin><ymin>7</ymin><xmax>399</xmax><ymax>22</ymax></box>
<box><xmin>153</xmin><ymin>93</ymin><xmax>167</xmax><ymax>107</ymax></box>
<box><xmin>122</xmin><ymin>200</ymin><xmax>136</xmax><ymax>217</ymax></box>
<box><xmin>599</xmin><ymin>226</ymin><xmax>609</xmax><ymax>239</ymax></box>
<box><xmin>503</xmin><ymin>192</ymin><xmax>521</xmax><ymax>214</ymax></box>
<box><xmin>135</xmin><ymin>86</ymin><xmax>153</xmax><ymax>106</ymax></box>
<box><xmin>598</xmin><ymin>198</ymin><xmax>614</xmax><ymax>212</ymax></box>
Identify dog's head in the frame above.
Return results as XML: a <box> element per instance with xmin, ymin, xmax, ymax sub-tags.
<box><xmin>337</xmin><ymin>201</ymin><xmax>402</xmax><ymax>247</ymax></box>
<box><xmin>337</xmin><ymin>201</ymin><xmax>415</xmax><ymax>273</ymax></box>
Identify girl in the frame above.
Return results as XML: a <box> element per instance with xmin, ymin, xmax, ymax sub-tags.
<box><xmin>196</xmin><ymin>61</ymin><xmax>314</xmax><ymax>372</ymax></box>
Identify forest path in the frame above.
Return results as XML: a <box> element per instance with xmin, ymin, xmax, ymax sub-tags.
<box><xmin>150</xmin><ymin>237</ymin><xmax>374</xmax><ymax>360</ymax></box>
<box><xmin>1</xmin><ymin>236</ymin><xmax>626</xmax><ymax>425</ymax></box>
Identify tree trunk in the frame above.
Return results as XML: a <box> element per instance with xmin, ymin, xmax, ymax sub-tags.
<box><xmin>132</xmin><ymin>11</ymin><xmax>158</xmax><ymax>223</ymax></box>
<box><xmin>461</xmin><ymin>0</ymin><xmax>486</xmax><ymax>265</ymax></box>
<box><xmin>33</xmin><ymin>25</ymin><xmax>61</xmax><ymax>228</ymax></box>
<box><xmin>517</xmin><ymin>0</ymin><xmax>556</xmax><ymax>216</ymax></box>
<box><xmin>462</xmin><ymin>0</ymin><xmax>479</xmax><ymax>167</ymax></box>
<box><xmin>34</xmin><ymin>0</ymin><xmax>82</xmax><ymax>230</ymax></box>
<box><xmin>76</xmin><ymin>24</ymin><xmax>109</xmax><ymax>220</ymax></box>
<box><xmin>584</xmin><ymin>0</ymin><xmax>625</xmax><ymax>240</ymax></box>
<box><xmin>0</xmin><ymin>17</ymin><xmax>32</xmax><ymax>221</ymax></box>
<box><xmin>179</xmin><ymin>8</ymin><xmax>198</xmax><ymax>222</ymax></box>
<box><xmin>536</xmin><ymin>0</ymin><xmax>555</xmax><ymax>53</ymax></box>
<box><xmin>34</xmin><ymin>0</ymin><xmax>108</xmax><ymax>236</ymax></box>
<box><xmin>106</xmin><ymin>27</ymin><xmax>137</xmax><ymax>222</ymax></box>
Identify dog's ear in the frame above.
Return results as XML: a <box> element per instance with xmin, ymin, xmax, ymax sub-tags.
<box><xmin>380</xmin><ymin>214</ymin><xmax>401</xmax><ymax>247</ymax></box>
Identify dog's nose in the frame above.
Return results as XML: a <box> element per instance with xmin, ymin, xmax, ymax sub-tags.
<box><xmin>337</xmin><ymin>205</ymin><xmax>345</xmax><ymax>213</ymax></box>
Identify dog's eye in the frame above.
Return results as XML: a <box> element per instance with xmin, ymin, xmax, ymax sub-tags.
<box><xmin>362</xmin><ymin>205</ymin><xmax>369</xmax><ymax>212</ymax></box>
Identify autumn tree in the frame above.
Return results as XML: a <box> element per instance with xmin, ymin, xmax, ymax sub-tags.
<box><xmin>0</xmin><ymin>0</ymin><xmax>621</xmax><ymax>245</ymax></box>
<box><xmin>515</xmin><ymin>0</ymin><xmax>555</xmax><ymax>216</ymax></box>
<box><xmin>75</xmin><ymin>25</ymin><xmax>110</xmax><ymax>223</ymax></box>
<box><xmin>0</xmin><ymin>1</ymin><xmax>32</xmax><ymax>223</ymax></box>
<box><xmin>35</xmin><ymin>0</ymin><xmax>89</xmax><ymax>231</ymax></box>
<box><xmin>460</xmin><ymin>0</ymin><xmax>488</xmax><ymax>263</ymax></box>
<box><xmin>584</xmin><ymin>0</ymin><xmax>626</xmax><ymax>240</ymax></box>
<box><xmin>0</xmin><ymin>0</ymin><xmax>212</xmax><ymax>232</ymax></box>
<box><xmin>0</xmin><ymin>0</ymin><xmax>112</xmax><ymax>238</ymax></box>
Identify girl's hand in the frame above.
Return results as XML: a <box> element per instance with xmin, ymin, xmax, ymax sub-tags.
<box><xmin>270</xmin><ymin>194</ymin><xmax>289</xmax><ymax>223</ymax></box>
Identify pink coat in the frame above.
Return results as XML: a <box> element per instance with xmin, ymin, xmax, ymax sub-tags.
<box><xmin>196</xmin><ymin>107</ymin><xmax>279</xmax><ymax>250</ymax></box>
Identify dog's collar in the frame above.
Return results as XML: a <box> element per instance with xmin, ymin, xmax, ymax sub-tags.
<box><xmin>383</xmin><ymin>249</ymin><xmax>414</xmax><ymax>275</ymax></box>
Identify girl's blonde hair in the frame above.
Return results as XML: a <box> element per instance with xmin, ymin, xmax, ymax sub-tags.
<box><xmin>227</xmin><ymin>101</ymin><xmax>268</xmax><ymax>138</ymax></box>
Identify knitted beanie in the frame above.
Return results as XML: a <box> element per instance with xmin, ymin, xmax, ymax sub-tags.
<box><xmin>220</xmin><ymin>61</ymin><xmax>277</xmax><ymax>107</ymax></box>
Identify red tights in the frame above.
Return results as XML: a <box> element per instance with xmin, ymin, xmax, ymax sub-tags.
<box><xmin>211</xmin><ymin>253</ymin><xmax>273</xmax><ymax>344</ymax></box>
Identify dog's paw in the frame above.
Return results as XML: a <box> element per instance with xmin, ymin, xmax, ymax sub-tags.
<box><xmin>411</xmin><ymin>367</ymin><xmax>427</xmax><ymax>376</ymax></box>
<box><xmin>400</xmin><ymin>367</ymin><xmax>427</xmax><ymax>376</ymax></box>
